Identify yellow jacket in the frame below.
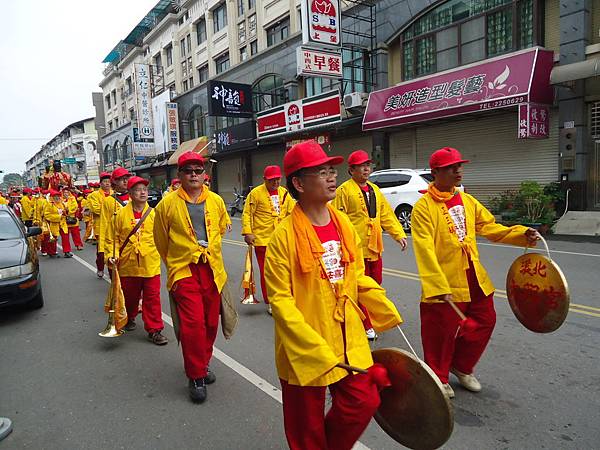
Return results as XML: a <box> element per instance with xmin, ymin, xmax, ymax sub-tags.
<box><xmin>21</xmin><ymin>195</ymin><xmax>34</xmax><ymax>221</ymax></box>
<box><xmin>0</xmin><ymin>196</ymin><xmax>7</xmax><ymax>205</ymax></box>
<box><xmin>241</xmin><ymin>184</ymin><xmax>295</xmax><ymax>246</ymax></box>
<box><xmin>154</xmin><ymin>187</ymin><xmax>230</xmax><ymax>291</ymax></box>
<box><xmin>412</xmin><ymin>192</ymin><xmax>530</xmax><ymax>303</ymax></box>
<box><xmin>43</xmin><ymin>200</ymin><xmax>68</xmax><ymax>236</ymax></box>
<box><xmin>104</xmin><ymin>203</ymin><xmax>160</xmax><ymax>278</ymax></box>
<box><xmin>64</xmin><ymin>196</ymin><xmax>78</xmax><ymax>223</ymax></box>
<box><xmin>264</xmin><ymin>208</ymin><xmax>402</xmax><ymax>387</ymax></box>
<box><xmin>333</xmin><ymin>179</ymin><xmax>406</xmax><ymax>261</ymax></box>
<box><xmin>81</xmin><ymin>198</ymin><xmax>92</xmax><ymax>222</ymax></box>
<box><xmin>88</xmin><ymin>189</ymin><xmax>112</xmax><ymax>236</ymax></box>
<box><xmin>99</xmin><ymin>194</ymin><xmax>128</xmax><ymax>254</ymax></box>
<box><xmin>34</xmin><ymin>197</ymin><xmax>47</xmax><ymax>225</ymax></box>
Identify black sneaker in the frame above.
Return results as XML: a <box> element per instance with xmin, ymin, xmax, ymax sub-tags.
<box><xmin>203</xmin><ymin>369</ymin><xmax>216</xmax><ymax>385</ymax></box>
<box><xmin>124</xmin><ymin>320</ymin><xmax>136</xmax><ymax>331</ymax></box>
<box><xmin>64</xmin><ymin>252</ymin><xmax>73</xmax><ymax>258</ymax></box>
<box><xmin>188</xmin><ymin>378</ymin><xmax>207</xmax><ymax>403</ymax></box>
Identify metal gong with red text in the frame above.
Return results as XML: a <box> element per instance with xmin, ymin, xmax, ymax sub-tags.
<box><xmin>506</xmin><ymin>252</ymin><xmax>569</xmax><ymax>333</ymax></box>
<box><xmin>372</xmin><ymin>348</ymin><xmax>453</xmax><ymax>450</ymax></box>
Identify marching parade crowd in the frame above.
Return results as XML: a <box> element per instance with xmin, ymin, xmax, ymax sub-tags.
<box><xmin>2</xmin><ymin>142</ymin><xmax>541</xmax><ymax>450</ymax></box>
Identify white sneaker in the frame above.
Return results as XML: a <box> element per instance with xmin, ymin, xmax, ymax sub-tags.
<box><xmin>442</xmin><ymin>383</ymin><xmax>455</xmax><ymax>399</ymax></box>
<box><xmin>451</xmin><ymin>368</ymin><xmax>482</xmax><ymax>392</ymax></box>
<box><xmin>366</xmin><ymin>328</ymin><xmax>378</xmax><ymax>341</ymax></box>
<box><xmin>96</xmin><ymin>270</ymin><xmax>104</xmax><ymax>278</ymax></box>
<box><xmin>267</xmin><ymin>304</ymin><xmax>272</xmax><ymax>315</ymax></box>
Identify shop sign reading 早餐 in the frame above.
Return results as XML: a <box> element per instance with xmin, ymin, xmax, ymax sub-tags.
<box><xmin>297</xmin><ymin>46</ymin><xmax>343</xmax><ymax>78</ymax></box>
<box><xmin>362</xmin><ymin>48</ymin><xmax>554</xmax><ymax>130</ymax></box>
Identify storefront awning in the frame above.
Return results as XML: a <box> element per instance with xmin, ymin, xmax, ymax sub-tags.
<box><xmin>167</xmin><ymin>136</ymin><xmax>210</xmax><ymax>166</ymax></box>
<box><xmin>550</xmin><ymin>58</ymin><xmax>600</xmax><ymax>84</ymax></box>
<box><xmin>363</xmin><ymin>47</ymin><xmax>554</xmax><ymax>131</ymax></box>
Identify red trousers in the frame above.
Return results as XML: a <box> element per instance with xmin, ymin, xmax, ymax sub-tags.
<box><xmin>96</xmin><ymin>235</ymin><xmax>105</xmax><ymax>272</ymax></box>
<box><xmin>121</xmin><ymin>275</ymin><xmax>164</xmax><ymax>333</ymax></box>
<box><xmin>46</xmin><ymin>231</ymin><xmax>71</xmax><ymax>255</ymax></box>
<box><xmin>171</xmin><ymin>262</ymin><xmax>221</xmax><ymax>379</ymax></box>
<box><xmin>280</xmin><ymin>373</ymin><xmax>380</xmax><ymax>450</ymax></box>
<box><xmin>359</xmin><ymin>258</ymin><xmax>383</xmax><ymax>330</ymax></box>
<box><xmin>254</xmin><ymin>245</ymin><xmax>269</xmax><ymax>304</ymax></box>
<box><xmin>41</xmin><ymin>233</ymin><xmax>49</xmax><ymax>254</ymax></box>
<box><xmin>67</xmin><ymin>224</ymin><xmax>83</xmax><ymax>248</ymax></box>
<box><xmin>420</xmin><ymin>265</ymin><xmax>496</xmax><ymax>384</ymax></box>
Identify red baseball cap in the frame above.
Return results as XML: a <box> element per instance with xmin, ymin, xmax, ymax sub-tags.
<box><xmin>283</xmin><ymin>141</ymin><xmax>344</xmax><ymax>177</ymax></box>
<box><xmin>42</xmin><ymin>189</ymin><xmax>49</xmax><ymax>195</ymax></box>
<box><xmin>100</xmin><ymin>172</ymin><xmax>111</xmax><ymax>180</ymax></box>
<box><xmin>23</xmin><ymin>188</ymin><xmax>33</xmax><ymax>194</ymax></box>
<box><xmin>127</xmin><ymin>176</ymin><xmax>149</xmax><ymax>190</ymax></box>
<box><xmin>429</xmin><ymin>147</ymin><xmax>469</xmax><ymax>169</ymax></box>
<box><xmin>33</xmin><ymin>188</ymin><xmax>41</xmax><ymax>194</ymax></box>
<box><xmin>178</xmin><ymin>151</ymin><xmax>206</xmax><ymax>168</ymax></box>
<box><xmin>170</xmin><ymin>178</ymin><xmax>181</xmax><ymax>186</ymax></box>
<box><xmin>49</xmin><ymin>189</ymin><xmax>61</xmax><ymax>197</ymax></box>
<box><xmin>111</xmin><ymin>167</ymin><xmax>131</xmax><ymax>180</ymax></box>
<box><xmin>347</xmin><ymin>150</ymin><xmax>372</xmax><ymax>166</ymax></box>
<box><xmin>263</xmin><ymin>165</ymin><xmax>282</xmax><ymax>180</ymax></box>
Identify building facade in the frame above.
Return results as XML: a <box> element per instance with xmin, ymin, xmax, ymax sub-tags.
<box><xmin>99</xmin><ymin>0</ymin><xmax>600</xmax><ymax>210</ymax></box>
<box><xmin>25</xmin><ymin>118</ymin><xmax>100</xmax><ymax>187</ymax></box>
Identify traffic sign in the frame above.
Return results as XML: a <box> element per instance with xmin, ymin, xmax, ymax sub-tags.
<box><xmin>62</xmin><ymin>158</ymin><xmax>76</xmax><ymax>164</ymax></box>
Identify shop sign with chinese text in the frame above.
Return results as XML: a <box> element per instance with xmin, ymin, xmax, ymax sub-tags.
<box><xmin>363</xmin><ymin>48</ymin><xmax>554</xmax><ymax>131</ymax></box>
<box><xmin>133</xmin><ymin>63</ymin><xmax>154</xmax><ymax>148</ymax></box>
<box><xmin>166</xmin><ymin>103</ymin><xmax>180</xmax><ymax>150</ymax></box>
<box><xmin>518</xmin><ymin>103</ymin><xmax>549</xmax><ymax>139</ymax></box>
<box><xmin>301</xmin><ymin>0</ymin><xmax>341</xmax><ymax>48</ymax></box>
<box><xmin>207</xmin><ymin>80</ymin><xmax>253</xmax><ymax>118</ymax></box>
<box><xmin>256</xmin><ymin>90</ymin><xmax>341</xmax><ymax>139</ymax></box>
<box><xmin>297</xmin><ymin>46</ymin><xmax>342</xmax><ymax>78</ymax></box>
<box><xmin>215</xmin><ymin>121</ymin><xmax>257</xmax><ymax>153</ymax></box>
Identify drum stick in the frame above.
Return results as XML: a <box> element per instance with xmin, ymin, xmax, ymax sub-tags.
<box><xmin>336</xmin><ymin>363</ymin><xmax>368</xmax><ymax>374</ymax></box>
<box><xmin>444</xmin><ymin>299</ymin><xmax>467</xmax><ymax>321</ymax></box>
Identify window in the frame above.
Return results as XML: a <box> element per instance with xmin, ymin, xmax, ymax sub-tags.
<box><xmin>253</xmin><ymin>74</ymin><xmax>287</xmax><ymax>111</ymax></box>
<box><xmin>183</xmin><ymin>79</ymin><xmax>189</xmax><ymax>91</ymax></box>
<box><xmin>240</xmin><ymin>46</ymin><xmax>248</xmax><ymax>61</ymax></box>
<box><xmin>105</xmin><ymin>94</ymin><xmax>111</xmax><ymax>109</ymax></box>
<box><xmin>215</xmin><ymin>52</ymin><xmax>230</xmax><ymax>73</ymax></box>
<box><xmin>186</xmin><ymin>34</ymin><xmax>192</xmax><ymax>54</ymax></box>
<box><xmin>114</xmin><ymin>118</ymin><xmax>119</xmax><ymax>128</ymax></box>
<box><xmin>213</xmin><ymin>3</ymin><xmax>227</xmax><ymax>33</ymax></box>
<box><xmin>198</xmin><ymin>64</ymin><xmax>209</xmax><ymax>82</ymax></box>
<box><xmin>180</xmin><ymin>38</ymin><xmax>187</xmax><ymax>57</ymax></box>
<box><xmin>238</xmin><ymin>22</ymin><xmax>246</xmax><ymax>43</ymax></box>
<box><xmin>154</xmin><ymin>53</ymin><xmax>162</xmax><ymax>68</ymax></box>
<box><xmin>168</xmin><ymin>83</ymin><xmax>176</xmax><ymax>97</ymax></box>
<box><xmin>250</xmin><ymin>40</ymin><xmax>258</xmax><ymax>55</ymax></box>
<box><xmin>342</xmin><ymin>48</ymin><xmax>370</xmax><ymax>94</ymax></box>
<box><xmin>401</xmin><ymin>0</ymin><xmax>536</xmax><ymax>80</ymax></box>
<box><xmin>305</xmin><ymin>77</ymin><xmax>323</xmax><ymax>97</ymax></box>
<box><xmin>370</xmin><ymin>173</ymin><xmax>412</xmax><ymax>189</ymax></box>
<box><xmin>248</xmin><ymin>0</ymin><xmax>255</xmax><ymax>9</ymax></box>
<box><xmin>266</xmin><ymin>18</ymin><xmax>290</xmax><ymax>47</ymax></box>
<box><xmin>248</xmin><ymin>14</ymin><xmax>257</xmax><ymax>38</ymax></box>
<box><xmin>188</xmin><ymin>106</ymin><xmax>207</xmax><ymax>139</ymax></box>
<box><xmin>178</xmin><ymin>11</ymin><xmax>189</xmax><ymax>26</ymax></box>
<box><xmin>197</xmin><ymin>19</ymin><xmax>207</xmax><ymax>44</ymax></box>
<box><xmin>125</xmin><ymin>77</ymin><xmax>132</xmax><ymax>96</ymax></box>
<box><xmin>238</xmin><ymin>0</ymin><xmax>244</xmax><ymax>16</ymax></box>
<box><xmin>108</xmin><ymin>120</ymin><xmax>113</xmax><ymax>132</ymax></box>
<box><xmin>111</xmin><ymin>90</ymin><xmax>117</xmax><ymax>105</ymax></box>
<box><xmin>129</xmin><ymin>108</ymin><xmax>135</xmax><ymax>121</ymax></box>
<box><xmin>166</xmin><ymin>45</ymin><xmax>173</xmax><ymax>67</ymax></box>
<box><xmin>189</xmin><ymin>76</ymin><xmax>194</xmax><ymax>89</ymax></box>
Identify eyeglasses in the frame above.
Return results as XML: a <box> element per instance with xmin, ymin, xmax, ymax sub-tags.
<box><xmin>180</xmin><ymin>167</ymin><xmax>205</xmax><ymax>175</ymax></box>
<box><xmin>303</xmin><ymin>168</ymin><xmax>338</xmax><ymax>179</ymax></box>
<box><xmin>130</xmin><ymin>187</ymin><xmax>148</xmax><ymax>194</ymax></box>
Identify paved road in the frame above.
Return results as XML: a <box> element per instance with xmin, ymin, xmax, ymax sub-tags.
<box><xmin>1</xmin><ymin>218</ymin><xmax>599</xmax><ymax>449</ymax></box>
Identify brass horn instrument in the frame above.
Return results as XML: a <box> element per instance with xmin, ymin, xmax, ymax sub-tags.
<box><xmin>241</xmin><ymin>245</ymin><xmax>260</xmax><ymax>304</ymax></box>
<box><xmin>99</xmin><ymin>197</ymin><xmax>126</xmax><ymax>337</ymax></box>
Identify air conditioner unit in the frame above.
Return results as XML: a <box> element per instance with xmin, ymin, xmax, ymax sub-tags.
<box><xmin>343</xmin><ymin>92</ymin><xmax>368</xmax><ymax>109</ymax></box>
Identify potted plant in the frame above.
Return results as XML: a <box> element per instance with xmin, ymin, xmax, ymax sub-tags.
<box><xmin>514</xmin><ymin>181</ymin><xmax>555</xmax><ymax>235</ymax></box>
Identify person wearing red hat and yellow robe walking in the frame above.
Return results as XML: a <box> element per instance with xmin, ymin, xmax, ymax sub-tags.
<box><xmin>88</xmin><ymin>173</ymin><xmax>113</xmax><ymax>277</ymax></box>
<box><xmin>62</xmin><ymin>188</ymin><xmax>84</xmax><ymax>251</ymax></box>
<box><xmin>105</xmin><ymin>176</ymin><xmax>168</xmax><ymax>345</ymax></box>
<box><xmin>20</xmin><ymin>188</ymin><xmax>35</xmax><ymax>227</ymax></box>
<box><xmin>333</xmin><ymin>150</ymin><xmax>407</xmax><ymax>341</ymax></box>
<box><xmin>242</xmin><ymin>165</ymin><xmax>295</xmax><ymax>313</ymax></box>
<box><xmin>43</xmin><ymin>190</ymin><xmax>73</xmax><ymax>258</ymax></box>
<box><xmin>264</xmin><ymin>141</ymin><xmax>403</xmax><ymax>450</ymax></box>
<box><xmin>154</xmin><ymin>151</ymin><xmax>231</xmax><ymax>404</ymax></box>
<box><xmin>412</xmin><ymin>147</ymin><xmax>540</xmax><ymax>398</ymax></box>
<box><xmin>81</xmin><ymin>189</ymin><xmax>94</xmax><ymax>242</ymax></box>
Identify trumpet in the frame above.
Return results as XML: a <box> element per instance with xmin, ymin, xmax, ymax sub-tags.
<box><xmin>241</xmin><ymin>245</ymin><xmax>260</xmax><ymax>304</ymax></box>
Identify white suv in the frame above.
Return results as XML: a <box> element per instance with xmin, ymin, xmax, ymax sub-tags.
<box><xmin>369</xmin><ymin>169</ymin><xmax>434</xmax><ymax>232</ymax></box>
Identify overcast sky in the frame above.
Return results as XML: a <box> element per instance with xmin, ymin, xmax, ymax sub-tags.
<box><xmin>0</xmin><ymin>0</ymin><xmax>158</xmax><ymax>181</ymax></box>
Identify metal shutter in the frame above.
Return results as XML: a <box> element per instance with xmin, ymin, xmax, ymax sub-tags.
<box><xmin>389</xmin><ymin>130</ymin><xmax>416</xmax><ymax>168</ymax></box>
<box><xmin>216</xmin><ymin>157</ymin><xmax>243</xmax><ymax>203</ymax></box>
<box><xmin>328</xmin><ymin>135</ymin><xmax>373</xmax><ymax>184</ymax></box>
<box><xmin>414</xmin><ymin>110</ymin><xmax>559</xmax><ymax>204</ymax></box>
<box><xmin>251</xmin><ymin>149</ymin><xmax>284</xmax><ymax>187</ymax></box>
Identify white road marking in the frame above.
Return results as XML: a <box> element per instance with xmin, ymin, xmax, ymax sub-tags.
<box><xmin>67</xmin><ymin>248</ymin><xmax>371</xmax><ymax>450</ymax></box>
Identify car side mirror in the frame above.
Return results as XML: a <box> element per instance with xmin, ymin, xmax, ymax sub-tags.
<box><xmin>26</xmin><ymin>226</ymin><xmax>42</xmax><ymax>237</ymax></box>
